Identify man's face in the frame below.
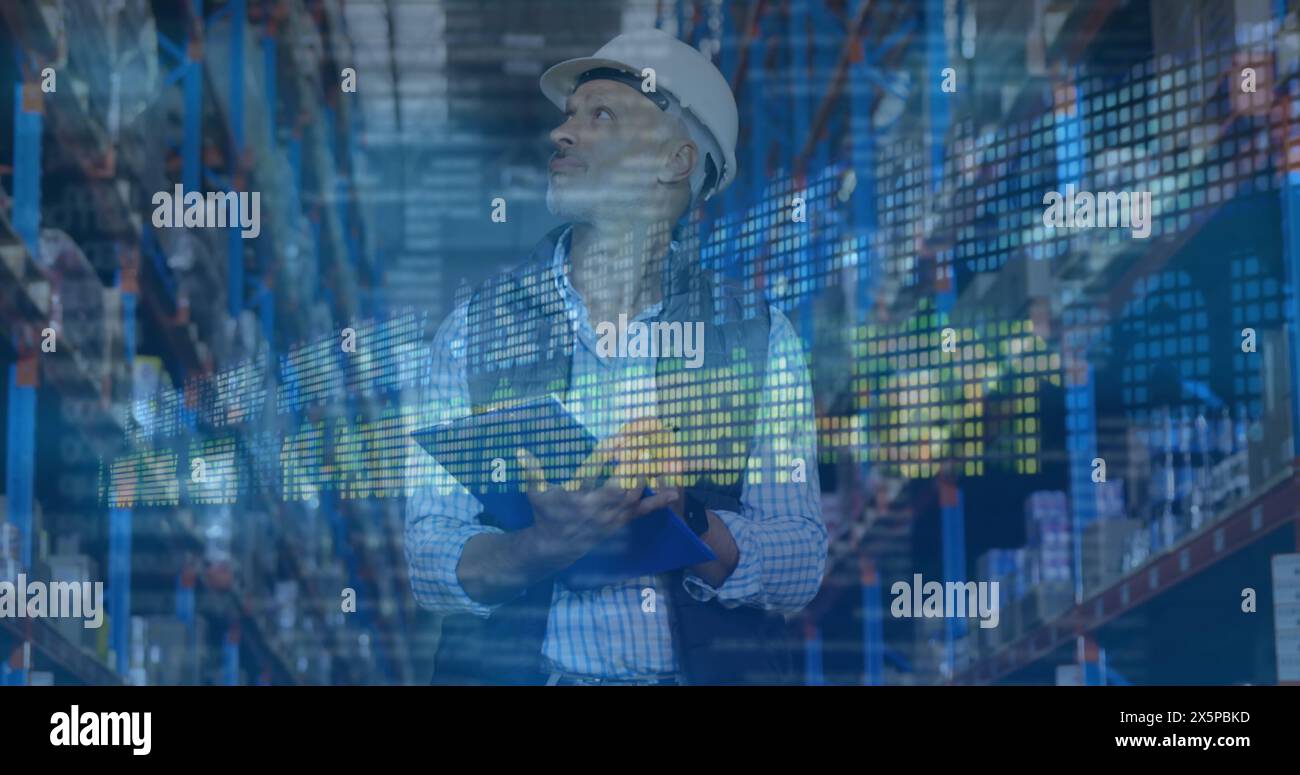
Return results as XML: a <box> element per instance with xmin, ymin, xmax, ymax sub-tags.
<box><xmin>546</xmin><ymin>78</ymin><xmax>683</xmax><ymax>221</ymax></box>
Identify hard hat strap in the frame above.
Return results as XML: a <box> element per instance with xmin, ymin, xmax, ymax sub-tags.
<box><xmin>572</xmin><ymin>66</ymin><xmax>725</xmax><ymax>203</ymax></box>
<box><xmin>673</xmin><ymin>107</ymin><xmax>724</xmax><ymax>203</ymax></box>
<box><xmin>573</xmin><ymin>67</ymin><xmax>671</xmax><ymax>111</ymax></box>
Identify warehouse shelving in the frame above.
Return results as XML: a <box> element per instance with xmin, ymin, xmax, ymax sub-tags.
<box><xmin>196</xmin><ymin>573</ymin><xmax>297</xmax><ymax>685</ymax></box>
<box><xmin>176</xmin><ymin>0</ymin><xmax>403</xmax><ymax>684</ymax></box>
<box><xmin>700</xmin><ymin>0</ymin><xmax>1300</xmax><ymax>686</ymax></box>
<box><xmin>0</xmin><ymin>318</ymin><xmax>123</xmax><ymax>459</ymax></box>
<box><xmin>793</xmin><ymin>0</ymin><xmax>915</xmax><ymax>178</ymax></box>
<box><xmin>0</xmin><ymin>213</ymin><xmax>125</xmax><ymax>448</ymax></box>
<box><xmin>0</xmin><ymin>613</ymin><xmax>121</xmax><ymax>686</ymax></box>
<box><xmin>0</xmin><ymin>0</ymin><xmax>414</xmax><ymax>685</ymax></box>
<box><xmin>956</xmin><ymin>468</ymin><xmax>1300</xmax><ymax>683</ymax></box>
<box><xmin>1043</xmin><ymin>0</ymin><xmax>1124</xmax><ymax>64</ymax></box>
<box><xmin>960</xmin><ymin>1</ymin><xmax>1300</xmax><ymax>685</ymax></box>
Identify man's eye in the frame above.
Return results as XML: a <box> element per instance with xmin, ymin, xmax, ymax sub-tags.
<box><xmin>593</xmin><ymin>108</ymin><xmax>614</xmax><ymax>120</ymax></box>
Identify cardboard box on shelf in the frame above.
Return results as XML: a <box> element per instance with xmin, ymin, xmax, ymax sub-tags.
<box><xmin>977</xmin><ymin>548</ymin><xmax>1024</xmax><ymax>587</ymax></box>
<box><xmin>130</xmin><ymin>356</ymin><xmax>171</xmax><ymax>428</ymax></box>
<box><xmin>908</xmin><ymin>640</ymin><xmax>936</xmax><ymax>683</ymax></box>
<box><xmin>1278</xmin><ymin>655</ymin><xmax>1300</xmax><ymax>683</ymax></box>
<box><xmin>0</xmin><ymin>517</ymin><xmax>21</xmax><ymax>583</ymax></box>
<box><xmin>1025</xmin><ymin>491</ymin><xmax>1072</xmax><ymax>583</ymax></box>
<box><xmin>1279</xmin><ymin>603</ymin><xmax>1300</xmax><ymax>631</ymax></box>
<box><xmin>143</xmin><ymin>616</ymin><xmax>199</xmax><ymax>686</ymax></box>
<box><xmin>1015</xmin><ymin>579</ymin><xmax>1074</xmax><ymax>633</ymax></box>
<box><xmin>1055</xmin><ymin>664</ymin><xmax>1084</xmax><ymax>686</ymax></box>
<box><xmin>275</xmin><ymin>577</ymin><xmax>299</xmax><ymax>612</ymax></box>
<box><xmin>910</xmin><ymin>615</ymin><xmax>954</xmax><ymax>680</ymax></box>
<box><xmin>1035</xmin><ymin>581</ymin><xmax>1075</xmax><ymax>621</ymax></box>
<box><xmin>1274</xmin><ymin>554</ymin><xmax>1300</xmax><ymax>604</ymax></box>
<box><xmin>129</xmin><ymin>616</ymin><xmax>149</xmax><ymax>686</ymax></box>
<box><xmin>309</xmin><ymin>645</ymin><xmax>334</xmax><ymax>685</ymax></box>
<box><xmin>978</xmin><ymin>547</ymin><xmax>1039</xmax><ymax>603</ymax></box>
<box><xmin>967</xmin><ymin>621</ymin><xmax>987</xmax><ymax>660</ymax></box>
<box><xmin>1082</xmin><ymin>518</ymin><xmax>1140</xmax><ymax>593</ymax></box>
<box><xmin>1016</xmin><ymin>590</ymin><xmax>1040</xmax><ymax>634</ymax></box>
<box><xmin>1275</xmin><ymin>553</ymin><xmax>1300</xmax><ymax>685</ymax></box>
<box><xmin>990</xmin><ymin>572</ymin><xmax>1021</xmax><ymax>649</ymax></box>
<box><xmin>37</xmin><ymin>230</ymin><xmax>118</xmax><ymax>391</ymax></box>
<box><xmin>1208</xmin><ymin>450</ymin><xmax>1248</xmax><ymax>516</ymax></box>
<box><xmin>31</xmin><ymin>500</ymin><xmax>44</xmax><ymax>560</ymax></box>
<box><xmin>1095</xmin><ymin>478</ymin><xmax>1127</xmax><ymax>520</ymax></box>
<box><xmin>820</xmin><ymin>490</ymin><xmax>847</xmax><ymax>545</ymax></box>
<box><xmin>952</xmin><ymin>634</ymin><xmax>973</xmax><ymax>677</ymax></box>
<box><xmin>1249</xmin><ymin>329</ymin><xmax>1294</xmax><ymax>491</ymax></box>
<box><xmin>48</xmin><ymin>551</ymin><xmax>100</xmax><ymax>649</ymax></box>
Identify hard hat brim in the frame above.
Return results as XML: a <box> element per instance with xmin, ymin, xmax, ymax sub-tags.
<box><xmin>540</xmin><ymin>57</ymin><xmax>645</xmax><ymax>112</ymax></box>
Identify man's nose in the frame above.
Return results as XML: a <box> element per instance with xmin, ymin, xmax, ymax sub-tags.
<box><xmin>550</xmin><ymin>118</ymin><xmax>576</xmax><ymax>150</ymax></box>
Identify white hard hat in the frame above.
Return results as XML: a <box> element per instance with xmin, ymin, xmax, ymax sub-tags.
<box><xmin>540</xmin><ymin>28</ymin><xmax>738</xmax><ymax>201</ymax></box>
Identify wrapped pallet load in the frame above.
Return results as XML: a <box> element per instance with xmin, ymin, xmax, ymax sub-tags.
<box><xmin>37</xmin><ymin>228</ymin><xmax>120</xmax><ymax>394</ymax></box>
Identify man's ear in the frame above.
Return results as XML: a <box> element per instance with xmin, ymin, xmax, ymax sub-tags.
<box><xmin>658</xmin><ymin>138</ymin><xmax>698</xmax><ymax>186</ymax></box>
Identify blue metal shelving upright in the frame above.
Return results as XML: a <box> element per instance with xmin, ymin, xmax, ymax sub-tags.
<box><xmin>861</xmin><ymin>556</ymin><xmax>884</xmax><ymax>685</ymax></box>
<box><xmin>8</xmin><ymin>77</ymin><xmax>41</xmax><ymax>573</ymax></box>
<box><xmin>4</xmin><ymin>73</ymin><xmax>43</xmax><ymax>686</ymax></box>
<box><xmin>849</xmin><ymin>0</ymin><xmax>884</xmax><ymax>685</ymax></box>
<box><xmin>922</xmin><ymin>0</ymin><xmax>968</xmax><ymax>679</ymax></box>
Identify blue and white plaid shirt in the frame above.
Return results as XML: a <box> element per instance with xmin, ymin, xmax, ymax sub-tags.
<box><xmin>405</xmin><ymin>228</ymin><xmax>827</xmax><ymax>679</ymax></box>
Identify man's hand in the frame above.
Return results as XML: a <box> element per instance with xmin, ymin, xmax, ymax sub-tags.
<box><xmin>614</xmin><ymin>418</ymin><xmax>740</xmax><ymax>588</ymax></box>
<box><xmin>457</xmin><ymin>417</ymin><xmax>737</xmax><ymax>606</ymax></box>
<box><xmin>518</xmin><ymin>424</ymin><xmax>676</xmax><ymax>569</ymax></box>
<box><xmin>456</xmin><ymin>422</ymin><xmax>675</xmax><ymax>605</ymax></box>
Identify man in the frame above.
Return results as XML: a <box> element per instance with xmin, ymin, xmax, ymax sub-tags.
<box><xmin>405</xmin><ymin>29</ymin><xmax>827</xmax><ymax>685</ymax></box>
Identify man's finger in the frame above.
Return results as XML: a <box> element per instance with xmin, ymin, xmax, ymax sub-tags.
<box><xmin>517</xmin><ymin>448</ymin><xmax>546</xmax><ymax>492</ymax></box>
<box><xmin>633</xmin><ymin>489</ymin><xmax>677</xmax><ymax>517</ymax></box>
<box><xmin>571</xmin><ymin>433</ymin><xmax>628</xmax><ymax>489</ymax></box>
<box><xmin>573</xmin><ymin>422</ymin><xmax>654</xmax><ymax>489</ymax></box>
<box><xmin>571</xmin><ymin>451</ymin><xmax>616</xmax><ymax>491</ymax></box>
<box><xmin>601</xmin><ymin>452</ymin><xmax>644</xmax><ymax>493</ymax></box>
<box><xmin>618</xmin><ymin>418</ymin><xmax>669</xmax><ymax>460</ymax></box>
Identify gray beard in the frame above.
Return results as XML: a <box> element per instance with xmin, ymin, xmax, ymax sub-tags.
<box><xmin>546</xmin><ymin>181</ymin><xmax>604</xmax><ymax>220</ymax></box>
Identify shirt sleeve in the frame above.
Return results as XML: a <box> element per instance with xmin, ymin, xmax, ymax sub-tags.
<box><xmin>682</xmin><ymin>307</ymin><xmax>828</xmax><ymax>612</ymax></box>
<box><xmin>403</xmin><ymin>302</ymin><xmax>505</xmax><ymax>619</ymax></box>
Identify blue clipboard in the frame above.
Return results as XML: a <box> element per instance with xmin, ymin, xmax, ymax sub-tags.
<box><xmin>411</xmin><ymin>395</ymin><xmax>715</xmax><ymax>586</ymax></box>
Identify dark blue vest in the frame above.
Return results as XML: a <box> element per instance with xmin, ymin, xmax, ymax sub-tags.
<box><xmin>432</xmin><ymin>225</ymin><xmax>795</xmax><ymax>685</ymax></box>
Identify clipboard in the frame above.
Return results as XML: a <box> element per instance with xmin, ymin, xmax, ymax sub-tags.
<box><xmin>411</xmin><ymin>395</ymin><xmax>716</xmax><ymax>586</ymax></box>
